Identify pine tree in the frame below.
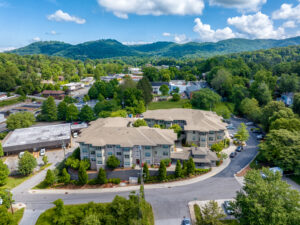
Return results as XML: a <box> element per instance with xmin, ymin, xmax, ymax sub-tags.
<box><xmin>57</xmin><ymin>101</ymin><xmax>68</xmax><ymax>121</ymax></box>
<box><xmin>79</xmin><ymin>105</ymin><xmax>95</xmax><ymax>122</ymax></box>
<box><xmin>78</xmin><ymin>162</ymin><xmax>88</xmax><ymax>185</ymax></box>
<box><xmin>158</xmin><ymin>161</ymin><xmax>167</xmax><ymax>181</ymax></box>
<box><xmin>61</xmin><ymin>168</ymin><xmax>70</xmax><ymax>184</ymax></box>
<box><xmin>182</xmin><ymin>160</ymin><xmax>187</xmax><ymax>176</ymax></box>
<box><xmin>44</xmin><ymin>169</ymin><xmax>55</xmax><ymax>186</ymax></box>
<box><xmin>97</xmin><ymin>168</ymin><xmax>107</xmax><ymax>184</ymax></box>
<box><xmin>187</xmin><ymin>158</ymin><xmax>195</xmax><ymax>176</ymax></box>
<box><xmin>175</xmin><ymin>160</ymin><xmax>182</xmax><ymax>178</ymax></box>
<box><xmin>143</xmin><ymin>162</ymin><xmax>150</xmax><ymax>181</ymax></box>
<box><xmin>66</xmin><ymin>103</ymin><xmax>79</xmax><ymax>122</ymax></box>
<box><xmin>41</xmin><ymin>97</ymin><xmax>57</xmax><ymax>121</ymax></box>
<box><xmin>0</xmin><ymin>160</ymin><xmax>9</xmax><ymax>186</ymax></box>
<box><xmin>137</xmin><ymin>76</ymin><xmax>153</xmax><ymax>105</ymax></box>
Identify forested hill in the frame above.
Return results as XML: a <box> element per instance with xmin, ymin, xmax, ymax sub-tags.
<box><xmin>9</xmin><ymin>36</ymin><xmax>300</xmax><ymax>60</ymax></box>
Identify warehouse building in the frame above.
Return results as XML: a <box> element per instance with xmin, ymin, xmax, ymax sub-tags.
<box><xmin>2</xmin><ymin>124</ymin><xmax>71</xmax><ymax>155</ymax></box>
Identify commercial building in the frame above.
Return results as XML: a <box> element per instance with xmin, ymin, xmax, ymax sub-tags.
<box><xmin>42</xmin><ymin>90</ymin><xmax>65</xmax><ymax>100</ymax></box>
<box><xmin>61</xmin><ymin>82</ymin><xmax>85</xmax><ymax>91</ymax></box>
<box><xmin>81</xmin><ymin>77</ymin><xmax>94</xmax><ymax>86</ymax></box>
<box><xmin>171</xmin><ymin>147</ymin><xmax>218</xmax><ymax>167</ymax></box>
<box><xmin>2</xmin><ymin>124</ymin><xmax>71</xmax><ymax>155</ymax></box>
<box><xmin>77</xmin><ymin>117</ymin><xmax>177</xmax><ymax>170</ymax></box>
<box><xmin>143</xmin><ymin>109</ymin><xmax>227</xmax><ymax>147</ymax></box>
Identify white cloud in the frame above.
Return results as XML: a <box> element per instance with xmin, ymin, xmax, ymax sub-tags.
<box><xmin>162</xmin><ymin>32</ymin><xmax>171</xmax><ymax>37</ymax></box>
<box><xmin>32</xmin><ymin>37</ymin><xmax>41</xmax><ymax>42</ymax></box>
<box><xmin>227</xmin><ymin>12</ymin><xmax>285</xmax><ymax>39</ymax></box>
<box><xmin>282</xmin><ymin>21</ymin><xmax>296</xmax><ymax>28</ymax></box>
<box><xmin>174</xmin><ymin>34</ymin><xmax>189</xmax><ymax>44</ymax></box>
<box><xmin>209</xmin><ymin>0</ymin><xmax>266</xmax><ymax>12</ymax></box>
<box><xmin>0</xmin><ymin>46</ymin><xmax>16</xmax><ymax>52</ymax></box>
<box><xmin>97</xmin><ymin>0</ymin><xmax>205</xmax><ymax>19</ymax></box>
<box><xmin>272</xmin><ymin>3</ymin><xmax>300</xmax><ymax>23</ymax></box>
<box><xmin>122</xmin><ymin>41</ymin><xmax>153</xmax><ymax>45</ymax></box>
<box><xmin>193</xmin><ymin>18</ymin><xmax>236</xmax><ymax>42</ymax></box>
<box><xmin>47</xmin><ymin>10</ymin><xmax>86</xmax><ymax>24</ymax></box>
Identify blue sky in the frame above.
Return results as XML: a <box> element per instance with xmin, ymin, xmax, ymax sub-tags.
<box><xmin>0</xmin><ymin>0</ymin><xmax>300</xmax><ymax>51</ymax></box>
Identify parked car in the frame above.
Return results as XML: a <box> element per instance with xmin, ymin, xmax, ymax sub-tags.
<box><xmin>227</xmin><ymin>124</ymin><xmax>234</xmax><ymax>130</ymax></box>
<box><xmin>40</xmin><ymin>148</ymin><xmax>46</xmax><ymax>156</ymax></box>
<box><xmin>181</xmin><ymin>217</ymin><xmax>191</xmax><ymax>225</ymax></box>
<box><xmin>256</xmin><ymin>134</ymin><xmax>263</xmax><ymax>140</ymax></box>
<box><xmin>252</xmin><ymin>128</ymin><xmax>262</xmax><ymax>133</ymax></box>
<box><xmin>223</xmin><ymin>201</ymin><xmax>234</xmax><ymax>215</ymax></box>
<box><xmin>73</xmin><ymin>132</ymin><xmax>78</xmax><ymax>138</ymax></box>
<box><xmin>245</xmin><ymin>122</ymin><xmax>254</xmax><ymax>126</ymax></box>
<box><xmin>236</xmin><ymin>146</ymin><xmax>242</xmax><ymax>152</ymax></box>
<box><xmin>230</xmin><ymin>152</ymin><xmax>237</xmax><ymax>158</ymax></box>
<box><xmin>18</xmin><ymin>152</ymin><xmax>25</xmax><ymax>159</ymax></box>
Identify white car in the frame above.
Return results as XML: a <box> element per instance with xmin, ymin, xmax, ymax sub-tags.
<box><xmin>73</xmin><ymin>132</ymin><xmax>78</xmax><ymax>138</ymax></box>
<box><xmin>245</xmin><ymin>122</ymin><xmax>254</xmax><ymax>126</ymax></box>
<box><xmin>40</xmin><ymin>148</ymin><xmax>46</xmax><ymax>156</ymax></box>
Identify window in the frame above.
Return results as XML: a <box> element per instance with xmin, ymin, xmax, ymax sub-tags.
<box><xmin>124</xmin><ymin>155</ymin><xmax>130</xmax><ymax>159</ymax></box>
<box><xmin>123</xmin><ymin>148</ymin><xmax>130</xmax><ymax>151</ymax></box>
<box><xmin>192</xmin><ymin>137</ymin><xmax>196</xmax><ymax>141</ymax></box>
<box><xmin>96</xmin><ymin>153</ymin><xmax>102</xmax><ymax>157</ymax></box>
<box><xmin>83</xmin><ymin>156</ymin><xmax>89</xmax><ymax>159</ymax></box>
<box><xmin>82</xmin><ymin>149</ymin><xmax>88</xmax><ymax>153</ymax></box>
<box><xmin>146</xmin><ymin>160</ymin><xmax>151</xmax><ymax>164</ymax></box>
<box><xmin>108</xmin><ymin>152</ymin><xmax>113</xmax><ymax>156</ymax></box>
<box><xmin>163</xmin><ymin>145</ymin><xmax>169</xmax><ymax>149</ymax></box>
<box><xmin>107</xmin><ymin>145</ymin><xmax>112</xmax><ymax>148</ymax></box>
<box><xmin>209</xmin><ymin>137</ymin><xmax>214</xmax><ymax>141</ymax></box>
<box><xmin>116</xmin><ymin>145</ymin><xmax>120</xmax><ymax>148</ymax></box>
<box><xmin>97</xmin><ymin>161</ymin><xmax>102</xmax><ymax>165</ymax></box>
<box><xmin>145</xmin><ymin>152</ymin><xmax>151</xmax><ymax>157</ymax></box>
<box><xmin>96</xmin><ymin>146</ymin><xmax>101</xmax><ymax>150</ymax></box>
<box><xmin>91</xmin><ymin>158</ymin><xmax>96</xmax><ymax>161</ymax></box>
<box><xmin>193</xmin><ymin>131</ymin><xmax>196</xmax><ymax>134</ymax></box>
<box><xmin>90</xmin><ymin>151</ymin><xmax>95</xmax><ymax>155</ymax></box>
<box><xmin>201</xmin><ymin>138</ymin><xmax>206</xmax><ymax>142</ymax></box>
<box><xmin>145</xmin><ymin>146</ymin><xmax>151</xmax><ymax>150</ymax></box>
<box><xmin>217</xmin><ymin>136</ymin><xmax>222</xmax><ymax>139</ymax></box>
<box><xmin>125</xmin><ymin>162</ymin><xmax>130</xmax><ymax>166</ymax></box>
<box><xmin>163</xmin><ymin>152</ymin><xmax>168</xmax><ymax>156</ymax></box>
<box><xmin>209</xmin><ymin>131</ymin><xmax>215</xmax><ymax>134</ymax></box>
<box><xmin>116</xmin><ymin>152</ymin><xmax>122</xmax><ymax>156</ymax></box>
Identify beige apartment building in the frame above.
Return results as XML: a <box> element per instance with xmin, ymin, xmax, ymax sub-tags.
<box><xmin>143</xmin><ymin>109</ymin><xmax>227</xmax><ymax>147</ymax></box>
<box><xmin>77</xmin><ymin>118</ymin><xmax>177</xmax><ymax>170</ymax></box>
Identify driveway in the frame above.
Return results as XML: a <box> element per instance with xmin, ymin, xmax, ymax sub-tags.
<box><xmin>14</xmin><ymin>118</ymin><xmax>259</xmax><ymax>225</ymax></box>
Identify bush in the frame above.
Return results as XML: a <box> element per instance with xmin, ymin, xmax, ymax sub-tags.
<box><xmin>161</xmin><ymin>158</ymin><xmax>171</xmax><ymax>167</ymax></box>
<box><xmin>187</xmin><ymin>158</ymin><xmax>195</xmax><ymax>175</ymax></box>
<box><xmin>61</xmin><ymin>168</ymin><xmax>71</xmax><ymax>184</ymax></box>
<box><xmin>171</xmin><ymin>93</ymin><xmax>180</xmax><ymax>101</ymax></box>
<box><xmin>0</xmin><ymin>160</ymin><xmax>9</xmax><ymax>186</ymax></box>
<box><xmin>44</xmin><ymin>169</ymin><xmax>55</xmax><ymax>186</ymax></box>
<box><xmin>87</xmin><ymin>179</ymin><xmax>98</xmax><ymax>185</ymax></box>
<box><xmin>158</xmin><ymin>161</ymin><xmax>167</xmax><ymax>181</ymax></box>
<box><xmin>97</xmin><ymin>168</ymin><xmax>107</xmax><ymax>184</ymax></box>
<box><xmin>133</xmin><ymin>119</ymin><xmax>148</xmax><ymax>127</ymax></box>
<box><xmin>78</xmin><ymin>162</ymin><xmax>88</xmax><ymax>185</ymax></box>
<box><xmin>108</xmin><ymin>178</ymin><xmax>121</xmax><ymax>184</ymax></box>
<box><xmin>18</xmin><ymin>151</ymin><xmax>37</xmax><ymax>176</ymax></box>
<box><xmin>106</xmin><ymin>156</ymin><xmax>120</xmax><ymax>169</ymax></box>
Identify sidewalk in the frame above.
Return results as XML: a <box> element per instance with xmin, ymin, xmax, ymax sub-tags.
<box><xmin>29</xmin><ymin>144</ymin><xmax>237</xmax><ymax>194</ymax></box>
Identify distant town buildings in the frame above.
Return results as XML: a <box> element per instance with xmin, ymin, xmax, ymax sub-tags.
<box><xmin>128</xmin><ymin>67</ymin><xmax>143</xmax><ymax>76</ymax></box>
<box><xmin>81</xmin><ymin>77</ymin><xmax>94</xmax><ymax>86</ymax></box>
<box><xmin>61</xmin><ymin>82</ymin><xmax>85</xmax><ymax>92</ymax></box>
<box><xmin>42</xmin><ymin>90</ymin><xmax>65</xmax><ymax>100</ymax></box>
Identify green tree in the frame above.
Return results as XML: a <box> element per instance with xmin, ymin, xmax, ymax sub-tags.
<box><xmin>143</xmin><ymin>162</ymin><xmax>150</xmax><ymax>181</ymax></box>
<box><xmin>235</xmin><ymin>123</ymin><xmax>249</xmax><ymax>143</ymax></box>
<box><xmin>210</xmin><ymin>142</ymin><xmax>223</xmax><ymax>153</ymax></box>
<box><xmin>158</xmin><ymin>161</ymin><xmax>167</xmax><ymax>181</ymax></box>
<box><xmin>187</xmin><ymin>158</ymin><xmax>195</xmax><ymax>175</ymax></box>
<box><xmin>61</xmin><ymin>168</ymin><xmax>70</xmax><ymax>184</ymax></box>
<box><xmin>79</xmin><ymin>105</ymin><xmax>95</xmax><ymax>122</ymax></box>
<box><xmin>252</xmin><ymin>82</ymin><xmax>272</xmax><ymax>106</ymax></box>
<box><xmin>82</xmin><ymin>214</ymin><xmax>100</xmax><ymax>225</ymax></box>
<box><xmin>6</xmin><ymin>112</ymin><xmax>36</xmax><ymax>130</ymax></box>
<box><xmin>191</xmin><ymin>88</ymin><xmax>221</xmax><ymax>110</ymax></box>
<box><xmin>0</xmin><ymin>160</ymin><xmax>9</xmax><ymax>186</ymax></box>
<box><xmin>259</xmin><ymin>129</ymin><xmax>300</xmax><ymax>174</ymax></box>
<box><xmin>261</xmin><ymin>101</ymin><xmax>286</xmax><ymax>130</ymax></box>
<box><xmin>197</xmin><ymin>200</ymin><xmax>226</xmax><ymax>225</ymax></box>
<box><xmin>42</xmin><ymin>155</ymin><xmax>48</xmax><ymax>165</ymax></box>
<box><xmin>78</xmin><ymin>162</ymin><xmax>88</xmax><ymax>185</ymax></box>
<box><xmin>270</xmin><ymin>118</ymin><xmax>300</xmax><ymax>132</ymax></box>
<box><xmin>0</xmin><ymin>206</ymin><xmax>14</xmax><ymax>225</ymax></box>
<box><xmin>171</xmin><ymin>93</ymin><xmax>180</xmax><ymax>101</ymax></box>
<box><xmin>278</xmin><ymin>73</ymin><xmax>299</xmax><ymax>94</ymax></box>
<box><xmin>106</xmin><ymin>155</ymin><xmax>120</xmax><ymax>169</ymax></box>
<box><xmin>44</xmin><ymin>169</ymin><xmax>55</xmax><ymax>186</ymax></box>
<box><xmin>292</xmin><ymin>93</ymin><xmax>300</xmax><ymax>115</ymax></box>
<box><xmin>66</xmin><ymin>103</ymin><xmax>79</xmax><ymax>122</ymax></box>
<box><xmin>159</xmin><ymin>84</ymin><xmax>169</xmax><ymax>96</ymax></box>
<box><xmin>137</xmin><ymin>76</ymin><xmax>153</xmax><ymax>105</ymax></box>
<box><xmin>169</xmin><ymin>124</ymin><xmax>182</xmax><ymax>137</ymax></box>
<box><xmin>0</xmin><ymin>189</ymin><xmax>12</xmax><ymax>209</ymax></box>
<box><xmin>40</xmin><ymin>97</ymin><xmax>57</xmax><ymax>121</ymax></box>
<box><xmin>133</xmin><ymin>119</ymin><xmax>148</xmax><ymax>127</ymax></box>
<box><xmin>239</xmin><ymin>98</ymin><xmax>262</xmax><ymax>123</ymax></box>
<box><xmin>175</xmin><ymin>160</ymin><xmax>182</xmax><ymax>178</ymax></box>
<box><xmin>97</xmin><ymin>167</ymin><xmax>107</xmax><ymax>184</ymax></box>
<box><xmin>18</xmin><ymin>151</ymin><xmax>37</xmax><ymax>176</ymax></box>
<box><xmin>143</xmin><ymin>67</ymin><xmax>160</xmax><ymax>81</ymax></box>
<box><xmin>211</xmin><ymin>68</ymin><xmax>233</xmax><ymax>97</ymax></box>
<box><xmin>52</xmin><ymin>199</ymin><xmax>67</xmax><ymax>225</ymax></box>
<box><xmin>88</xmin><ymin>85</ymin><xmax>98</xmax><ymax>99</ymax></box>
<box><xmin>57</xmin><ymin>101</ymin><xmax>68</xmax><ymax>121</ymax></box>
<box><xmin>231</xmin><ymin>168</ymin><xmax>300</xmax><ymax>225</ymax></box>
<box><xmin>0</xmin><ymin>142</ymin><xmax>3</xmax><ymax>157</ymax></box>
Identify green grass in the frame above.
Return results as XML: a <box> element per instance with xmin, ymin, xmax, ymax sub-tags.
<box><xmin>11</xmin><ymin>208</ymin><xmax>25</xmax><ymax>224</ymax></box>
<box><xmin>2</xmin><ymin>163</ymin><xmax>51</xmax><ymax>190</ymax></box>
<box><xmin>288</xmin><ymin>175</ymin><xmax>300</xmax><ymax>185</ymax></box>
<box><xmin>0</xmin><ymin>98</ymin><xmax>23</xmax><ymax>108</ymax></box>
<box><xmin>147</xmin><ymin>99</ymin><xmax>190</xmax><ymax>110</ymax></box>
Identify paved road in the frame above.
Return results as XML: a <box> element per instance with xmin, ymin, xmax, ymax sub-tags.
<box><xmin>14</xmin><ymin>117</ymin><xmax>259</xmax><ymax>225</ymax></box>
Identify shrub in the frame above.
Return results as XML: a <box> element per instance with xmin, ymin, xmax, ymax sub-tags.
<box><xmin>108</xmin><ymin>178</ymin><xmax>121</xmax><ymax>184</ymax></box>
<box><xmin>161</xmin><ymin>158</ymin><xmax>171</xmax><ymax>167</ymax></box>
<box><xmin>133</xmin><ymin>119</ymin><xmax>148</xmax><ymax>127</ymax></box>
<box><xmin>106</xmin><ymin>155</ymin><xmax>120</xmax><ymax>169</ymax></box>
<box><xmin>171</xmin><ymin>93</ymin><xmax>180</xmax><ymax>101</ymax></box>
<box><xmin>187</xmin><ymin>158</ymin><xmax>195</xmax><ymax>175</ymax></box>
<box><xmin>97</xmin><ymin>168</ymin><xmax>107</xmax><ymax>184</ymax></box>
<box><xmin>18</xmin><ymin>151</ymin><xmax>37</xmax><ymax>176</ymax></box>
<box><xmin>175</xmin><ymin>160</ymin><xmax>182</xmax><ymax>178</ymax></box>
<box><xmin>44</xmin><ymin>169</ymin><xmax>55</xmax><ymax>186</ymax></box>
<box><xmin>158</xmin><ymin>161</ymin><xmax>167</xmax><ymax>181</ymax></box>
<box><xmin>0</xmin><ymin>160</ymin><xmax>9</xmax><ymax>186</ymax></box>
<box><xmin>78</xmin><ymin>162</ymin><xmax>88</xmax><ymax>185</ymax></box>
<box><xmin>61</xmin><ymin>168</ymin><xmax>70</xmax><ymax>184</ymax></box>
<box><xmin>87</xmin><ymin>179</ymin><xmax>98</xmax><ymax>185</ymax></box>
<box><xmin>143</xmin><ymin>162</ymin><xmax>150</xmax><ymax>181</ymax></box>
<box><xmin>42</xmin><ymin>155</ymin><xmax>48</xmax><ymax>165</ymax></box>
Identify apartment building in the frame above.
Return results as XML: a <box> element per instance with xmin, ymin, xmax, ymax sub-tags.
<box><xmin>76</xmin><ymin>118</ymin><xmax>177</xmax><ymax>170</ymax></box>
<box><xmin>143</xmin><ymin>109</ymin><xmax>227</xmax><ymax>147</ymax></box>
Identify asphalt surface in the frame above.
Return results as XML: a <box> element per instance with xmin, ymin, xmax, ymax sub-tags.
<box><xmin>14</xmin><ymin>117</ymin><xmax>259</xmax><ymax>225</ymax></box>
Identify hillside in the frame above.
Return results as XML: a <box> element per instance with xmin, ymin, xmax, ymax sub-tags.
<box><xmin>9</xmin><ymin>36</ymin><xmax>300</xmax><ymax>59</ymax></box>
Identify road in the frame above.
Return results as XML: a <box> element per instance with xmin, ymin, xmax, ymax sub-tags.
<box><xmin>14</xmin><ymin>117</ymin><xmax>259</xmax><ymax>225</ymax></box>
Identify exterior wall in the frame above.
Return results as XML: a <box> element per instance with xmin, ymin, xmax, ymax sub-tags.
<box><xmin>79</xmin><ymin>142</ymin><xmax>173</xmax><ymax>170</ymax></box>
<box><xmin>185</xmin><ymin>130</ymin><xmax>225</xmax><ymax>147</ymax></box>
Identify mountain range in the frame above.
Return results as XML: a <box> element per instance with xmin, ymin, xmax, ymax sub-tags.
<box><xmin>9</xmin><ymin>36</ymin><xmax>300</xmax><ymax>60</ymax></box>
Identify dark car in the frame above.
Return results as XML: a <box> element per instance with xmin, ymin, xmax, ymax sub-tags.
<box><xmin>236</xmin><ymin>146</ymin><xmax>242</xmax><ymax>152</ymax></box>
<box><xmin>230</xmin><ymin>152</ymin><xmax>237</xmax><ymax>158</ymax></box>
<box><xmin>181</xmin><ymin>217</ymin><xmax>191</xmax><ymax>225</ymax></box>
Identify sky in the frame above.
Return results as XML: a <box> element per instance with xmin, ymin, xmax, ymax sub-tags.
<box><xmin>1</xmin><ymin>0</ymin><xmax>300</xmax><ymax>51</ymax></box>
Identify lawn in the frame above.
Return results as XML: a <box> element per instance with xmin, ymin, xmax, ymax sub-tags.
<box><xmin>11</xmin><ymin>208</ymin><xmax>25</xmax><ymax>224</ymax></box>
<box><xmin>2</xmin><ymin>163</ymin><xmax>51</xmax><ymax>190</ymax></box>
<box><xmin>0</xmin><ymin>97</ymin><xmax>23</xmax><ymax>108</ymax></box>
<box><xmin>147</xmin><ymin>99</ymin><xmax>190</xmax><ymax>110</ymax></box>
